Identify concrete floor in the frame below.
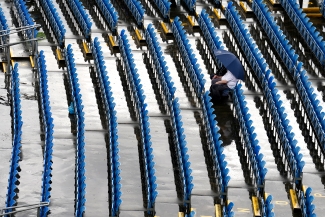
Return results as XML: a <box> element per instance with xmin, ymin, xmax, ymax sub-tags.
<box><xmin>0</xmin><ymin>0</ymin><xmax>324</xmax><ymax>216</ymax></box>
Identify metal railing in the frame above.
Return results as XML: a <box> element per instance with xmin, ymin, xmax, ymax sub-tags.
<box><xmin>0</xmin><ymin>202</ymin><xmax>49</xmax><ymax>216</ymax></box>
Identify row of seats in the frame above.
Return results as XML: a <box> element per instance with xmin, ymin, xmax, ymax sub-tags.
<box><xmin>5</xmin><ymin>63</ymin><xmax>23</xmax><ymax>214</ymax></box>
<box><xmin>201</xmin><ymin>92</ymin><xmax>234</xmax><ymax>216</ymax></box>
<box><xmin>297</xmin><ymin>70</ymin><xmax>325</xmax><ymax>145</ymax></box>
<box><xmin>92</xmin><ymin>37</ymin><xmax>122</xmax><ymax>217</ymax></box>
<box><xmin>196</xmin><ymin>10</ymin><xmax>234</xmax><ymax>210</ymax></box>
<box><xmin>171</xmin><ymin>15</ymin><xmax>233</xmax><ymax>214</ymax></box>
<box><xmin>153</xmin><ymin>19</ymin><xmax>196</xmax><ymax>207</ymax></box>
<box><xmin>260</xmin><ymin>194</ymin><xmax>275</xmax><ymax>217</ymax></box>
<box><xmin>225</xmin><ymin>4</ymin><xmax>314</xmax><ymax>215</ymax></box>
<box><xmin>299</xmin><ymin>187</ymin><xmax>317</xmax><ymax>217</ymax></box>
<box><xmin>37</xmin><ymin>51</ymin><xmax>55</xmax><ymax>217</ymax></box>
<box><xmin>182</xmin><ymin>0</ymin><xmax>196</xmax><ymax>12</ymax></box>
<box><xmin>171</xmin><ymin>14</ymin><xmax>234</xmax><ymax>214</ymax></box>
<box><xmin>65</xmin><ymin>45</ymin><xmax>87</xmax><ymax>216</ymax></box>
<box><xmin>171</xmin><ymin>98</ymin><xmax>194</xmax><ymax>205</ymax></box>
<box><xmin>0</xmin><ymin>4</ymin><xmax>9</xmax><ymax>50</ymax></box>
<box><xmin>119</xmin><ymin>29</ymin><xmax>158</xmax><ymax>214</ymax></box>
<box><xmin>151</xmin><ymin>0</ymin><xmax>171</xmax><ymax>19</ymax></box>
<box><xmin>66</xmin><ymin>0</ymin><xmax>92</xmax><ymax>40</ymax></box>
<box><xmin>279</xmin><ymin>0</ymin><xmax>325</xmax><ymax>65</ymax></box>
<box><xmin>225</xmin><ymin>6</ymin><xmax>317</xmax><ymax>216</ymax></box>
<box><xmin>145</xmin><ymin>24</ymin><xmax>176</xmax><ymax>101</ymax></box>
<box><xmin>225</xmin><ymin>0</ymin><xmax>305</xmax><ymax>192</ymax></box>
<box><xmin>266</xmin><ymin>73</ymin><xmax>305</xmax><ymax>179</ymax></box>
<box><xmin>0</xmin><ymin>4</ymin><xmax>8</xmax><ymax>38</ymax></box>
<box><xmin>171</xmin><ymin>16</ymin><xmax>206</xmax><ymax>97</ymax></box>
<box><xmin>233</xmin><ymin>84</ymin><xmax>272</xmax><ymax>217</ymax></box>
<box><xmin>252</xmin><ymin>0</ymin><xmax>325</xmax><ymax>161</ymax></box>
<box><xmin>233</xmin><ymin>84</ymin><xmax>268</xmax><ymax>189</ymax></box>
<box><xmin>94</xmin><ymin>0</ymin><xmax>119</xmax><ymax>34</ymax></box>
<box><xmin>145</xmin><ymin>24</ymin><xmax>195</xmax><ymax>208</ymax></box>
<box><xmin>198</xmin><ymin>9</ymin><xmax>225</xmax><ymax>67</ymax></box>
<box><xmin>252</xmin><ymin>0</ymin><xmax>297</xmax><ymax>75</ymax></box>
<box><xmin>197</xmin><ymin>10</ymin><xmax>236</xmax><ymax>214</ymax></box>
<box><xmin>38</xmin><ymin>0</ymin><xmax>66</xmax><ymax>47</ymax></box>
<box><xmin>123</xmin><ymin>0</ymin><xmax>145</xmax><ymax>26</ymax></box>
<box><xmin>12</xmin><ymin>0</ymin><xmax>37</xmax><ymax>39</ymax></box>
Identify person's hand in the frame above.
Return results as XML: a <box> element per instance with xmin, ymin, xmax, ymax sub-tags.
<box><xmin>212</xmin><ymin>75</ymin><xmax>220</xmax><ymax>79</ymax></box>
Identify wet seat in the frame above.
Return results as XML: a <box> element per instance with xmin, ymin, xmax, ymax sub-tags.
<box><xmin>94</xmin><ymin>0</ymin><xmax>118</xmax><ymax>34</ymax></box>
<box><xmin>66</xmin><ymin>0</ymin><xmax>92</xmax><ymax>40</ymax></box>
<box><xmin>123</xmin><ymin>0</ymin><xmax>145</xmax><ymax>26</ymax></box>
<box><xmin>152</xmin><ymin>0</ymin><xmax>171</xmax><ymax>19</ymax></box>
<box><xmin>38</xmin><ymin>0</ymin><xmax>66</xmax><ymax>47</ymax></box>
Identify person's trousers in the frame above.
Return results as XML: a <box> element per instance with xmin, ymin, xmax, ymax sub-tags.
<box><xmin>210</xmin><ymin>83</ymin><xmax>230</xmax><ymax>102</ymax></box>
